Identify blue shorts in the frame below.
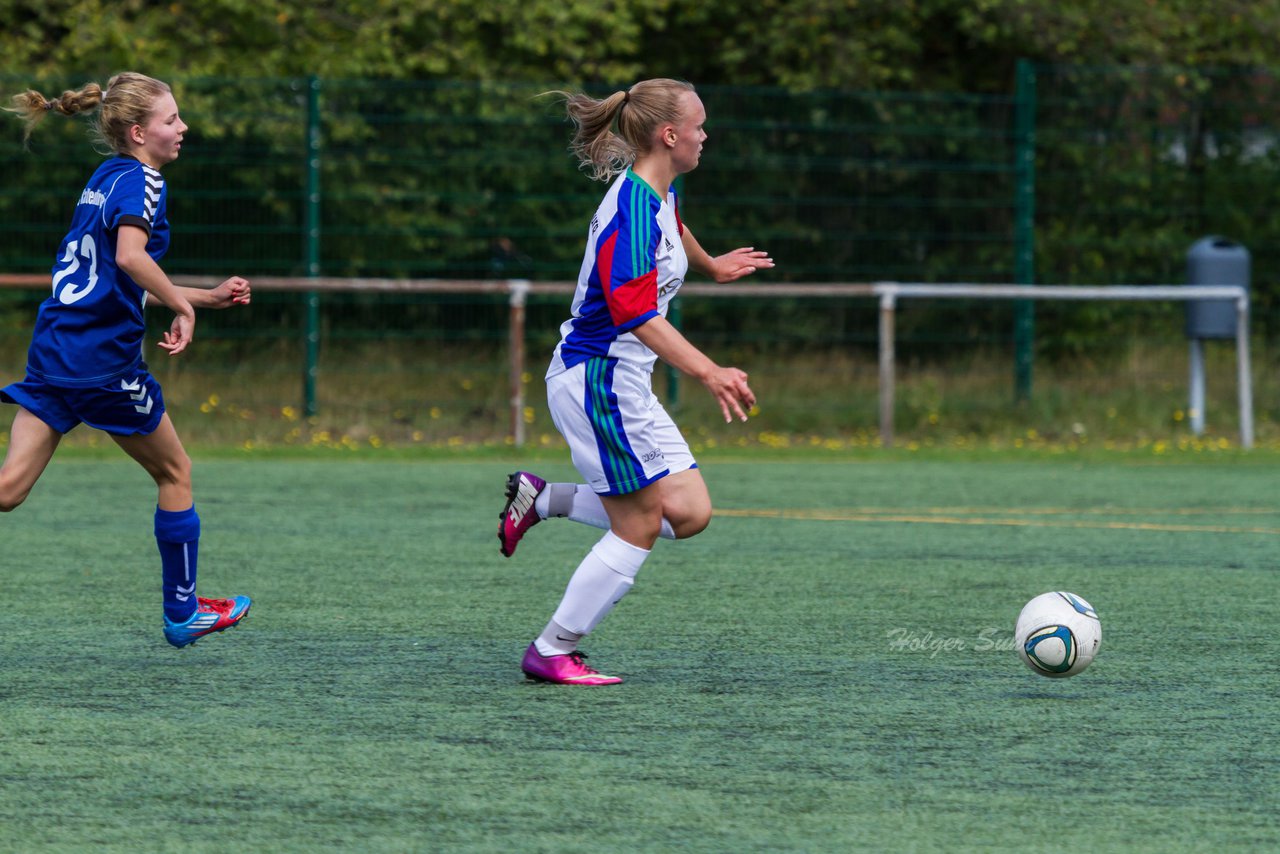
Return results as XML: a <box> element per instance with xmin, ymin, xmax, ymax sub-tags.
<box><xmin>1</xmin><ymin>370</ymin><xmax>166</xmax><ymax>436</ymax></box>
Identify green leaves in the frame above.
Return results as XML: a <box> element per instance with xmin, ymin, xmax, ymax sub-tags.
<box><xmin>7</xmin><ymin>0</ymin><xmax>1280</xmax><ymax>89</ymax></box>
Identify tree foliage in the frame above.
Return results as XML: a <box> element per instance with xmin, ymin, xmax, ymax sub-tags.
<box><xmin>5</xmin><ymin>0</ymin><xmax>1280</xmax><ymax>89</ymax></box>
<box><xmin>4</xmin><ymin>0</ymin><xmax>1280</xmax><ymax>356</ymax></box>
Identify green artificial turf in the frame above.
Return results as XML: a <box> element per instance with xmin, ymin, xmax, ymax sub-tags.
<box><xmin>1</xmin><ymin>456</ymin><xmax>1277</xmax><ymax>852</ymax></box>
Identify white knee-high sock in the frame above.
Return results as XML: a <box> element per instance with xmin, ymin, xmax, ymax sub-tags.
<box><xmin>535</xmin><ymin>530</ymin><xmax>650</xmax><ymax>656</ymax></box>
<box><xmin>536</xmin><ymin>483</ymin><xmax>675</xmax><ymax>539</ymax></box>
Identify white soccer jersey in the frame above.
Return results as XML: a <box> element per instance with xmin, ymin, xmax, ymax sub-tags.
<box><xmin>547</xmin><ymin>168</ymin><xmax>688</xmax><ymax>378</ymax></box>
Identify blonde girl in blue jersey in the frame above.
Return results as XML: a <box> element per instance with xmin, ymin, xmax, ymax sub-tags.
<box><xmin>1</xmin><ymin>73</ymin><xmax>253</xmax><ymax>647</ymax></box>
<box><xmin>500</xmin><ymin>78</ymin><xmax>774</xmax><ymax>685</ymax></box>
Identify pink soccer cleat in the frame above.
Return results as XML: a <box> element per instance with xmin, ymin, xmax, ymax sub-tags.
<box><xmin>521</xmin><ymin>643</ymin><xmax>623</xmax><ymax>685</ymax></box>
<box><xmin>498</xmin><ymin>471</ymin><xmax>546</xmax><ymax>557</ymax></box>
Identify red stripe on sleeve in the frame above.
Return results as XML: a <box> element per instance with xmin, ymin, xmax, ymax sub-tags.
<box><xmin>607</xmin><ymin>268</ymin><xmax>658</xmax><ymax>328</ymax></box>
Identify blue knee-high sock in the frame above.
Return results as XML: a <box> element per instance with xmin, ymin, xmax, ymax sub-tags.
<box><xmin>156</xmin><ymin>505</ymin><xmax>200</xmax><ymax>623</ymax></box>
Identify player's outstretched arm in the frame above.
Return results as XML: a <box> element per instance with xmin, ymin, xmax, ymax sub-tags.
<box><xmin>146</xmin><ymin>277</ymin><xmax>252</xmax><ymax>310</ymax></box>
<box><xmin>633</xmin><ymin>316</ymin><xmax>756</xmax><ymax>423</ymax></box>
<box><xmin>681</xmin><ymin>225</ymin><xmax>774</xmax><ymax>283</ymax></box>
<box><xmin>185</xmin><ymin>277</ymin><xmax>251</xmax><ymax>309</ymax></box>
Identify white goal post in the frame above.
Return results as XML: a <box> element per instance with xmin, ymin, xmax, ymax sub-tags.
<box><xmin>0</xmin><ymin>275</ymin><xmax>1253</xmax><ymax>448</ymax></box>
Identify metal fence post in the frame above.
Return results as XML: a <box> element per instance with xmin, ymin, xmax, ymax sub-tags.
<box><xmin>1013</xmin><ymin>58</ymin><xmax>1037</xmax><ymax>403</ymax></box>
<box><xmin>1236</xmin><ymin>294</ymin><xmax>1254</xmax><ymax>448</ymax></box>
<box><xmin>666</xmin><ymin>299</ymin><xmax>682</xmax><ymax>409</ymax></box>
<box><xmin>303</xmin><ymin>75</ymin><xmax>322</xmax><ymax>418</ymax></box>
<box><xmin>1188</xmin><ymin>338</ymin><xmax>1206</xmax><ymax>434</ymax></box>
<box><xmin>878</xmin><ymin>286</ymin><xmax>897</xmax><ymax>446</ymax></box>
<box><xmin>508</xmin><ymin>280</ymin><xmax>530</xmax><ymax>447</ymax></box>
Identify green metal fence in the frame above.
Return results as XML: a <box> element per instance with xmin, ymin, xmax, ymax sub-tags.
<box><xmin>1</xmin><ymin>69</ymin><xmax>1277</xmax><ymax>447</ymax></box>
<box><xmin>0</xmin><ymin>76</ymin><xmax>1026</xmax><ymax>276</ymax></box>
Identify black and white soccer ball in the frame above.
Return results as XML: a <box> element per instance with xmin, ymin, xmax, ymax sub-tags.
<box><xmin>1015</xmin><ymin>591</ymin><xmax>1102</xmax><ymax>678</ymax></box>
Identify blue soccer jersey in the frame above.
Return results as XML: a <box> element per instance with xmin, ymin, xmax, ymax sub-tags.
<box><xmin>26</xmin><ymin>155</ymin><xmax>169</xmax><ymax>387</ymax></box>
<box><xmin>547</xmin><ymin>169</ymin><xmax>688</xmax><ymax>378</ymax></box>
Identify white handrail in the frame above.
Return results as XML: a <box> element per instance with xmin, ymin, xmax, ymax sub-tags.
<box><xmin>0</xmin><ymin>275</ymin><xmax>1252</xmax><ymax>448</ymax></box>
<box><xmin>872</xmin><ymin>283</ymin><xmax>1252</xmax><ymax>448</ymax></box>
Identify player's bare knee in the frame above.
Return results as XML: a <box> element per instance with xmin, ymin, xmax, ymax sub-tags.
<box><xmin>150</xmin><ymin>452</ymin><xmax>192</xmax><ymax>490</ymax></box>
<box><xmin>672</xmin><ymin>508</ymin><xmax>712</xmax><ymax>539</ymax></box>
<box><xmin>170</xmin><ymin>456</ymin><xmax>193</xmax><ymax>491</ymax></box>
<box><xmin>0</xmin><ymin>482</ymin><xmax>28</xmax><ymax>512</ymax></box>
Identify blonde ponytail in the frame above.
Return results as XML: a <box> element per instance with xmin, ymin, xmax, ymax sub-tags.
<box><xmin>549</xmin><ymin>79</ymin><xmax>696</xmax><ymax>181</ymax></box>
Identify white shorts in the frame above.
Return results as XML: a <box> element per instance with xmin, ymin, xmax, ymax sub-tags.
<box><xmin>547</xmin><ymin>357</ymin><xmax>697</xmax><ymax>496</ymax></box>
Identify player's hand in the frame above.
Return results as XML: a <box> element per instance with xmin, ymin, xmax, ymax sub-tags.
<box><xmin>208</xmin><ymin>276</ymin><xmax>251</xmax><ymax>308</ymax></box>
<box><xmin>702</xmin><ymin>366</ymin><xmax>756</xmax><ymax>423</ymax></box>
<box><xmin>158</xmin><ymin>312</ymin><xmax>195</xmax><ymax>356</ymax></box>
<box><xmin>709</xmin><ymin>247</ymin><xmax>774</xmax><ymax>283</ymax></box>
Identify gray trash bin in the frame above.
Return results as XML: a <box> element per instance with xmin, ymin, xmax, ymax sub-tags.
<box><xmin>1186</xmin><ymin>237</ymin><xmax>1249</xmax><ymax>339</ymax></box>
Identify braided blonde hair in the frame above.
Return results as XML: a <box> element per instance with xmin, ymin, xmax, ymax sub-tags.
<box><xmin>7</xmin><ymin>72</ymin><xmax>171</xmax><ymax>154</ymax></box>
